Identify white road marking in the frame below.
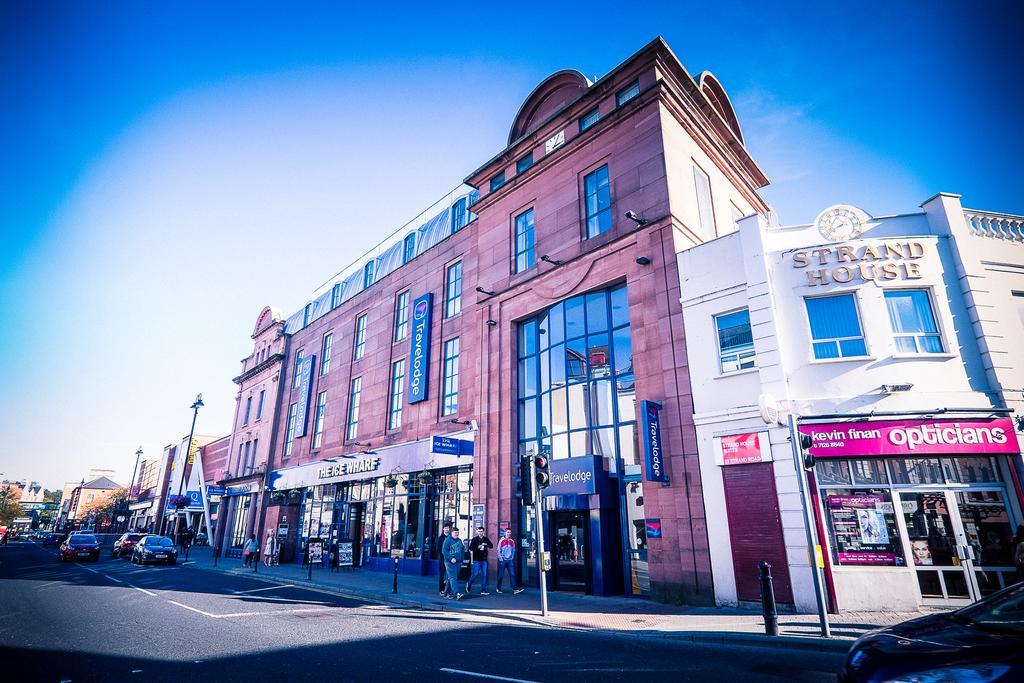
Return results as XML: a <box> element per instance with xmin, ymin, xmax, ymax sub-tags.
<box><xmin>34</xmin><ymin>580</ymin><xmax>63</xmax><ymax>589</ymax></box>
<box><xmin>129</xmin><ymin>585</ymin><xmax>157</xmax><ymax>597</ymax></box>
<box><xmin>440</xmin><ymin>669</ymin><xmax>539</xmax><ymax>683</ymax></box>
<box><xmin>104</xmin><ymin>575</ymin><xmax>124</xmax><ymax>583</ymax></box>
<box><xmin>213</xmin><ymin>606</ymin><xmax>335</xmax><ymax>618</ymax></box>
<box><xmin>167</xmin><ymin>600</ymin><xmax>221</xmax><ymax>618</ymax></box>
<box><xmin>232</xmin><ymin>584</ymin><xmax>292</xmax><ymax>594</ymax></box>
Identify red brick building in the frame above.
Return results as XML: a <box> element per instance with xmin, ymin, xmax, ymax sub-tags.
<box><xmin>259</xmin><ymin>37</ymin><xmax>769</xmax><ymax>603</ymax></box>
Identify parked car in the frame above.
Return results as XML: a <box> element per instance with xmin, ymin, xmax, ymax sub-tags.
<box><xmin>57</xmin><ymin>533</ymin><xmax>101</xmax><ymax>562</ymax></box>
<box><xmin>131</xmin><ymin>535</ymin><xmax>178</xmax><ymax>565</ymax></box>
<box><xmin>841</xmin><ymin>581</ymin><xmax>1024</xmax><ymax>682</ymax></box>
<box><xmin>42</xmin><ymin>532</ymin><xmax>63</xmax><ymax>547</ymax></box>
<box><xmin>112</xmin><ymin>533</ymin><xmax>145</xmax><ymax>558</ymax></box>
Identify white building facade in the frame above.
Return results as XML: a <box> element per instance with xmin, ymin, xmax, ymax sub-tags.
<box><xmin>679</xmin><ymin>193</ymin><xmax>1024</xmax><ymax>613</ymax></box>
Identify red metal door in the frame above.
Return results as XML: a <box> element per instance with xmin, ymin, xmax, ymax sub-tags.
<box><xmin>722</xmin><ymin>462</ymin><xmax>794</xmax><ymax>603</ymax></box>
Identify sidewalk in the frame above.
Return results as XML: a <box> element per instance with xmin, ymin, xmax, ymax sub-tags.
<box><xmin>181</xmin><ymin>546</ymin><xmax>942</xmax><ymax>651</ymax></box>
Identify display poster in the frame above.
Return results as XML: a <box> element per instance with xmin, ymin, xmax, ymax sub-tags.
<box><xmin>471</xmin><ymin>503</ymin><xmax>485</xmax><ymax>533</ymax></box>
<box><xmin>717</xmin><ymin>432</ymin><xmax>769</xmax><ymax>466</ymax></box>
<box><xmin>336</xmin><ymin>541</ymin><xmax>353</xmax><ymax>567</ymax></box>
<box><xmin>826</xmin><ymin>492</ymin><xmax>902</xmax><ymax>566</ymax></box>
<box><xmin>645</xmin><ymin>519</ymin><xmax>662</xmax><ymax>538</ymax></box>
<box><xmin>307</xmin><ymin>538</ymin><xmax>324</xmax><ymax>564</ymax></box>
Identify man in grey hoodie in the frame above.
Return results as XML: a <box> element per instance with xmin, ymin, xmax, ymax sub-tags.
<box><xmin>441</xmin><ymin>526</ymin><xmax>465</xmax><ymax>600</ymax></box>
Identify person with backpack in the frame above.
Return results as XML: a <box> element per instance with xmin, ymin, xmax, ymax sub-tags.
<box><xmin>496</xmin><ymin>528</ymin><xmax>524</xmax><ymax>594</ymax></box>
<box><xmin>441</xmin><ymin>526</ymin><xmax>465</xmax><ymax>600</ymax></box>
<box><xmin>466</xmin><ymin>526</ymin><xmax>493</xmax><ymax>595</ymax></box>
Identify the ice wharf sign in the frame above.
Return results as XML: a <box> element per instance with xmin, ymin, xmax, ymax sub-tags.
<box><xmin>799</xmin><ymin>418</ymin><xmax>1019</xmax><ymax>458</ymax></box>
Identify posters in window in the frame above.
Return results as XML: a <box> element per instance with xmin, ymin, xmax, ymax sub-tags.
<box><xmin>856</xmin><ymin>509</ymin><xmax>889</xmax><ymax>545</ymax></box>
<box><xmin>826</xmin><ymin>492</ymin><xmax>903</xmax><ymax>566</ymax></box>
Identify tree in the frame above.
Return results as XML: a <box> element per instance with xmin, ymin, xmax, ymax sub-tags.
<box><xmin>80</xmin><ymin>489</ymin><xmax>128</xmax><ymax>528</ymax></box>
<box><xmin>44</xmin><ymin>489</ymin><xmax>63</xmax><ymax>506</ymax></box>
<box><xmin>0</xmin><ymin>487</ymin><xmax>20</xmax><ymax>527</ymax></box>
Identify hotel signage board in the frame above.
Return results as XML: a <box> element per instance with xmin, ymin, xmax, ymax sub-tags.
<box><xmin>799</xmin><ymin>418</ymin><xmax>1020</xmax><ymax>458</ymax></box>
<box><xmin>640</xmin><ymin>400</ymin><xmax>669</xmax><ymax>483</ymax></box>
<box><xmin>295</xmin><ymin>353</ymin><xmax>316</xmax><ymax>437</ymax></box>
<box><xmin>546</xmin><ymin>457</ymin><xmax>599</xmax><ymax>497</ymax></box>
<box><xmin>408</xmin><ymin>293</ymin><xmax>434</xmax><ymax>404</ymax></box>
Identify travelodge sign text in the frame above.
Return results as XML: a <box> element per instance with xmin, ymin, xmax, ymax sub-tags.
<box><xmin>641</xmin><ymin>400</ymin><xmax>669</xmax><ymax>483</ymax></box>
<box><xmin>408</xmin><ymin>293</ymin><xmax>434</xmax><ymax>404</ymax></box>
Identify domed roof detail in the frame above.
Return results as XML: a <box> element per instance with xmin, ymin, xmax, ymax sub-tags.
<box><xmin>697</xmin><ymin>71</ymin><xmax>744</xmax><ymax>144</ymax></box>
<box><xmin>253</xmin><ymin>305</ymin><xmax>284</xmax><ymax>338</ymax></box>
<box><xmin>508</xmin><ymin>70</ymin><xmax>592</xmax><ymax>145</ymax></box>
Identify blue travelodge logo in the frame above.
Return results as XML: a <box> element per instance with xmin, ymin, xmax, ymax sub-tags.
<box><xmin>641</xmin><ymin>400</ymin><xmax>669</xmax><ymax>483</ymax></box>
<box><xmin>408</xmin><ymin>293</ymin><xmax>433</xmax><ymax>404</ymax></box>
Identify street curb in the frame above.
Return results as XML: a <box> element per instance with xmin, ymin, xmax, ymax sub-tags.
<box><xmin>182</xmin><ymin>560</ymin><xmax>853</xmax><ymax>652</ymax></box>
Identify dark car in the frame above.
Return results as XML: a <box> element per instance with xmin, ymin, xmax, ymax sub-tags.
<box><xmin>841</xmin><ymin>582</ymin><xmax>1024</xmax><ymax>682</ymax></box>
<box><xmin>57</xmin><ymin>533</ymin><xmax>101</xmax><ymax>562</ymax></box>
<box><xmin>112</xmin><ymin>533</ymin><xmax>145</xmax><ymax>558</ymax></box>
<box><xmin>131</xmin><ymin>535</ymin><xmax>178</xmax><ymax>566</ymax></box>
<box><xmin>42</xmin><ymin>532</ymin><xmax>63</xmax><ymax>547</ymax></box>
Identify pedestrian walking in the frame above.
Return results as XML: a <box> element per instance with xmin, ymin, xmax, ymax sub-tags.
<box><xmin>496</xmin><ymin>528</ymin><xmax>524</xmax><ymax>594</ymax></box>
<box><xmin>441</xmin><ymin>526</ymin><xmax>465</xmax><ymax>600</ymax></box>
<box><xmin>436</xmin><ymin>523</ymin><xmax>452</xmax><ymax>596</ymax></box>
<box><xmin>466</xmin><ymin>526</ymin><xmax>493</xmax><ymax>595</ymax></box>
<box><xmin>243</xmin><ymin>533</ymin><xmax>259</xmax><ymax>567</ymax></box>
<box><xmin>264</xmin><ymin>530</ymin><xmax>278</xmax><ymax>567</ymax></box>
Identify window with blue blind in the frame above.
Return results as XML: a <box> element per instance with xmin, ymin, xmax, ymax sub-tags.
<box><xmin>885</xmin><ymin>290</ymin><xmax>944</xmax><ymax>354</ymax></box>
<box><xmin>584</xmin><ymin>165</ymin><xmax>612</xmax><ymax>238</ymax></box>
<box><xmin>715</xmin><ymin>308</ymin><xmax>756</xmax><ymax>372</ymax></box>
<box><xmin>403</xmin><ymin>233</ymin><xmax>417</xmax><ymax>264</ymax></box>
<box><xmin>579</xmin><ymin>107</ymin><xmax>600</xmax><ymax>132</ymax></box>
<box><xmin>515</xmin><ymin>208</ymin><xmax>535</xmax><ymax>273</ymax></box>
<box><xmin>805</xmin><ymin>294</ymin><xmax>868</xmax><ymax>359</ymax></box>
<box><xmin>616</xmin><ymin>81</ymin><xmax>640</xmax><ymax>106</ymax></box>
<box><xmin>516</xmin><ymin>152</ymin><xmax>534</xmax><ymax>174</ymax></box>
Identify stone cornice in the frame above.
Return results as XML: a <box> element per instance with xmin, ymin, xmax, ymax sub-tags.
<box><xmin>232</xmin><ymin>353</ymin><xmax>284</xmax><ymax>385</ymax></box>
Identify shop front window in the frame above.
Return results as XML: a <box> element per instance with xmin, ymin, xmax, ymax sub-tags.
<box><xmin>821</xmin><ymin>487</ymin><xmax>905</xmax><ymax>567</ymax></box>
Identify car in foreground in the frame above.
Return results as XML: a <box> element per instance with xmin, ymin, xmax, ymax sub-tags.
<box><xmin>131</xmin><ymin>535</ymin><xmax>178</xmax><ymax>565</ymax></box>
<box><xmin>112</xmin><ymin>532</ymin><xmax>145</xmax><ymax>558</ymax></box>
<box><xmin>57</xmin><ymin>533</ymin><xmax>101</xmax><ymax>562</ymax></box>
<box><xmin>841</xmin><ymin>581</ymin><xmax>1024</xmax><ymax>682</ymax></box>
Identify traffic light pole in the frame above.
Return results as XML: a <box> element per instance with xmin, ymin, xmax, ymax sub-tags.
<box><xmin>788</xmin><ymin>412</ymin><xmax>831</xmax><ymax>638</ymax></box>
<box><xmin>533</xmin><ymin>491</ymin><xmax>548</xmax><ymax>617</ymax></box>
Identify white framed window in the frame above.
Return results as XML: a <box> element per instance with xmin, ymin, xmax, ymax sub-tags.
<box><xmin>394</xmin><ymin>291</ymin><xmax>410</xmax><ymax>342</ymax></box>
<box><xmin>693</xmin><ymin>162</ymin><xmax>716</xmax><ymax>237</ymax></box>
<box><xmin>442</xmin><ymin>337</ymin><xmax>460</xmax><ymax>416</ymax></box>
<box><xmin>312</xmin><ymin>391</ymin><xmax>327</xmax><ymax>448</ymax></box>
<box><xmin>389</xmin><ymin>359</ymin><xmax>405</xmax><ymax>430</ymax></box>
<box><xmin>284</xmin><ymin>403</ymin><xmax>298</xmax><ymax>457</ymax></box>
<box><xmin>884</xmin><ymin>289</ymin><xmax>944</xmax><ymax>354</ymax></box>
<box><xmin>445</xmin><ymin>261</ymin><xmax>462</xmax><ymax>318</ymax></box>
<box><xmin>715</xmin><ymin>308</ymin><xmax>756</xmax><ymax>372</ymax></box>
<box><xmin>321</xmin><ymin>332</ymin><xmax>333</xmax><ymax>375</ymax></box>
<box><xmin>347</xmin><ymin>377</ymin><xmax>362</xmax><ymax>440</ymax></box>
<box><xmin>514</xmin><ymin>208</ymin><xmax>535</xmax><ymax>273</ymax></box>
<box><xmin>353</xmin><ymin>314</ymin><xmax>367</xmax><ymax>360</ymax></box>
<box><xmin>293</xmin><ymin>349</ymin><xmax>304</xmax><ymax>388</ymax></box>
<box><xmin>805</xmin><ymin>293</ymin><xmax>868</xmax><ymax>359</ymax></box>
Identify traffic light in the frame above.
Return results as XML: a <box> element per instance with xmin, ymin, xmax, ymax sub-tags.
<box><xmin>534</xmin><ymin>454</ymin><xmax>551</xmax><ymax>490</ymax></box>
<box><xmin>799</xmin><ymin>434</ymin><xmax>815</xmax><ymax>471</ymax></box>
<box><xmin>520</xmin><ymin>454</ymin><xmax>536</xmax><ymax>505</ymax></box>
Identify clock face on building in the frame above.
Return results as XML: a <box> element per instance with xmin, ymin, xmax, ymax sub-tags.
<box><xmin>815</xmin><ymin>205</ymin><xmax>867</xmax><ymax>241</ymax></box>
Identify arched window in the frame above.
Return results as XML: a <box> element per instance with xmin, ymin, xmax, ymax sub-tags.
<box><xmin>403</xmin><ymin>233</ymin><xmax>417</xmax><ymax>264</ymax></box>
<box><xmin>363</xmin><ymin>260</ymin><xmax>375</xmax><ymax>288</ymax></box>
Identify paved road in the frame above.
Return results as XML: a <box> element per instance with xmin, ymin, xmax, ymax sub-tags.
<box><xmin>0</xmin><ymin>540</ymin><xmax>846</xmax><ymax>682</ymax></box>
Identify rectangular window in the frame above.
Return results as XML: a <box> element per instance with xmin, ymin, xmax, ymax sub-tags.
<box><xmin>442</xmin><ymin>337</ymin><xmax>460</xmax><ymax>416</ymax></box>
<box><xmin>452</xmin><ymin>198</ymin><xmax>468</xmax><ymax>232</ymax></box>
<box><xmin>353</xmin><ymin>314</ymin><xmax>367</xmax><ymax>360</ymax></box>
<box><xmin>321</xmin><ymin>332</ymin><xmax>333</xmax><ymax>375</ymax></box>
<box><xmin>805</xmin><ymin>294</ymin><xmax>868</xmax><ymax>359</ymax></box>
<box><xmin>403</xmin><ymin>233</ymin><xmax>417</xmax><ymax>264</ymax></box>
<box><xmin>715</xmin><ymin>309</ymin><xmax>756</xmax><ymax>372</ymax></box>
<box><xmin>490</xmin><ymin>171</ymin><xmax>506</xmax><ymax>192</ymax></box>
<box><xmin>616</xmin><ymin>81</ymin><xmax>640</xmax><ymax>106</ymax></box>
<box><xmin>331</xmin><ymin>283</ymin><xmax>342</xmax><ymax>309</ymax></box>
<box><xmin>584</xmin><ymin>165</ymin><xmax>612</xmax><ymax>238</ymax></box>
<box><xmin>293</xmin><ymin>349</ymin><xmax>304</xmax><ymax>388</ymax></box>
<box><xmin>579</xmin><ymin>107</ymin><xmax>600</xmax><ymax>132</ymax></box>
<box><xmin>516</xmin><ymin>152</ymin><xmax>534</xmax><ymax>174</ymax></box>
<box><xmin>884</xmin><ymin>290</ymin><xmax>944</xmax><ymax>354</ymax></box>
<box><xmin>251</xmin><ymin>438</ymin><xmax>258</xmax><ymax>470</ymax></box>
<box><xmin>693</xmin><ymin>163</ymin><xmax>716</xmax><ymax>237</ymax></box>
<box><xmin>363</xmin><ymin>261</ymin><xmax>375</xmax><ymax>289</ymax></box>
<box><xmin>237</xmin><ymin>444</ymin><xmax>244</xmax><ymax>473</ymax></box>
<box><xmin>243</xmin><ymin>396</ymin><xmax>252</xmax><ymax>425</ymax></box>
<box><xmin>394</xmin><ymin>291</ymin><xmax>410</xmax><ymax>342</ymax></box>
<box><xmin>256</xmin><ymin>389</ymin><xmax>265</xmax><ymax>419</ymax></box>
<box><xmin>284</xmin><ymin>403</ymin><xmax>298</xmax><ymax>457</ymax></box>
<box><xmin>303</xmin><ymin>303</ymin><xmax>312</xmax><ymax>326</ymax></box>
<box><xmin>514</xmin><ymin>208</ymin><xmax>536</xmax><ymax>273</ymax></box>
<box><xmin>347</xmin><ymin>377</ymin><xmax>362</xmax><ymax>440</ymax></box>
<box><xmin>312</xmin><ymin>391</ymin><xmax>327</xmax><ymax>448</ymax></box>
<box><xmin>389</xmin><ymin>359</ymin><xmax>406</xmax><ymax>430</ymax></box>
<box><xmin>445</xmin><ymin>261</ymin><xmax>462</xmax><ymax>318</ymax></box>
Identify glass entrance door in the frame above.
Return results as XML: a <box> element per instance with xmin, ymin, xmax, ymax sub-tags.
<box><xmin>552</xmin><ymin>512</ymin><xmax>588</xmax><ymax>592</ymax></box>
<box><xmin>897</xmin><ymin>489</ymin><xmax>1018</xmax><ymax>605</ymax></box>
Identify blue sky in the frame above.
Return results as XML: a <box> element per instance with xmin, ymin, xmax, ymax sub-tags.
<box><xmin>1</xmin><ymin>2</ymin><xmax>1021</xmax><ymax>488</ymax></box>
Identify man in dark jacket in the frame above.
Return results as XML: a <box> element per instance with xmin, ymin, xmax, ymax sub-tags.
<box><xmin>466</xmin><ymin>526</ymin><xmax>493</xmax><ymax>595</ymax></box>
<box><xmin>436</xmin><ymin>523</ymin><xmax>451</xmax><ymax>596</ymax></box>
<box><xmin>441</xmin><ymin>527</ymin><xmax>465</xmax><ymax>600</ymax></box>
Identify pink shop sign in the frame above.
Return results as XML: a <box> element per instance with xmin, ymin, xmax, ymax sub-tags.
<box><xmin>799</xmin><ymin>418</ymin><xmax>1020</xmax><ymax>458</ymax></box>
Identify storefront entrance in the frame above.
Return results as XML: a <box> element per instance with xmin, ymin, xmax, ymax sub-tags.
<box><xmin>896</xmin><ymin>489</ymin><xmax>1017</xmax><ymax>605</ymax></box>
<box><xmin>552</xmin><ymin>511</ymin><xmax>588</xmax><ymax>592</ymax></box>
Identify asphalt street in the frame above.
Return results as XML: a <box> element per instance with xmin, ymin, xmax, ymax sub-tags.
<box><xmin>0</xmin><ymin>540</ymin><xmax>846</xmax><ymax>682</ymax></box>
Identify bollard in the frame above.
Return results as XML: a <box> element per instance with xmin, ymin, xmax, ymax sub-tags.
<box><xmin>392</xmin><ymin>556</ymin><xmax>399</xmax><ymax>594</ymax></box>
<box><xmin>759</xmin><ymin>561</ymin><xmax>779</xmax><ymax>636</ymax></box>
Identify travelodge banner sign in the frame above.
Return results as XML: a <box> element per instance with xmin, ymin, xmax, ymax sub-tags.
<box><xmin>408</xmin><ymin>293</ymin><xmax>433</xmax><ymax>404</ymax></box>
<box><xmin>640</xmin><ymin>400</ymin><xmax>669</xmax><ymax>482</ymax></box>
<box><xmin>799</xmin><ymin>418</ymin><xmax>1020</xmax><ymax>458</ymax></box>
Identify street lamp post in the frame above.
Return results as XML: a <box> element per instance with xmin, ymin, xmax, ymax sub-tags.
<box><xmin>125</xmin><ymin>446</ymin><xmax>143</xmax><ymax>532</ymax></box>
<box><xmin>173</xmin><ymin>394</ymin><xmax>204</xmax><ymax>548</ymax></box>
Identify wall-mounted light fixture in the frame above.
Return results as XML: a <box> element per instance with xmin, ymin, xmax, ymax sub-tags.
<box><xmin>476</xmin><ymin>286</ymin><xmax>497</xmax><ymax>297</ymax></box>
<box><xmin>625</xmin><ymin>210</ymin><xmax>648</xmax><ymax>226</ymax></box>
<box><xmin>486</xmin><ymin>319</ymin><xmax>497</xmax><ymax>327</ymax></box>
<box><xmin>635</xmin><ymin>256</ymin><xmax>652</xmax><ymax>266</ymax></box>
<box><xmin>540</xmin><ymin>254</ymin><xmax>563</xmax><ymax>266</ymax></box>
